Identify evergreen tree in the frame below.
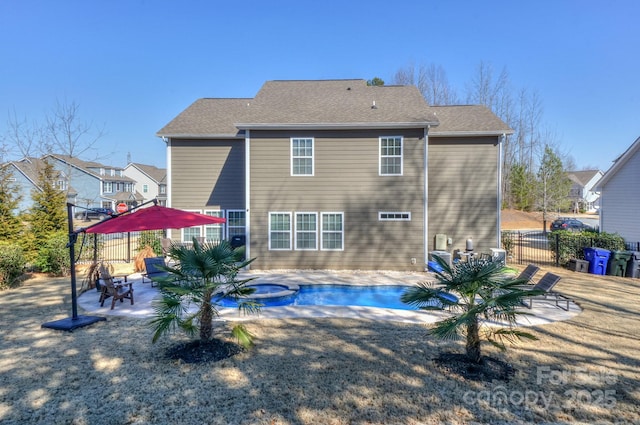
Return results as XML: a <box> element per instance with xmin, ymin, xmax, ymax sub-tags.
<box><xmin>509</xmin><ymin>163</ymin><xmax>536</xmax><ymax>211</ymax></box>
<box><xmin>0</xmin><ymin>164</ymin><xmax>23</xmax><ymax>241</ymax></box>
<box><xmin>27</xmin><ymin>159</ymin><xmax>67</xmax><ymax>246</ymax></box>
<box><xmin>537</xmin><ymin>146</ymin><xmax>572</xmax><ymax>230</ymax></box>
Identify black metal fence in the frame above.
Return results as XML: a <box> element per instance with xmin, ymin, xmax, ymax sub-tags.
<box><xmin>501</xmin><ymin>230</ymin><xmax>639</xmax><ymax>268</ymax></box>
<box><xmin>74</xmin><ymin>230</ymin><xmax>165</xmax><ymax>264</ymax></box>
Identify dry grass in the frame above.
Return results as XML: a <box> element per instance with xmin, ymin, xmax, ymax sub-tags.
<box><xmin>0</xmin><ymin>268</ymin><xmax>639</xmax><ymax>424</ymax></box>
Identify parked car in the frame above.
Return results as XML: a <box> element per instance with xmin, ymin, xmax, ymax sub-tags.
<box><xmin>75</xmin><ymin>207</ymin><xmax>115</xmax><ymax>220</ymax></box>
<box><xmin>550</xmin><ymin>217</ymin><xmax>592</xmax><ymax>232</ymax></box>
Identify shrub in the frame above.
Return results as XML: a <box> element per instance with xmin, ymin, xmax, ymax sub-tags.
<box><xmin>137</xmin><ymin>231</ymin><xmax>163</xmax><ymax>256</ymax></box>
<box><xmin>549</xmin><ymin>230</ymin><xmax>626</xmax><ymax>266</ymax></box>
<box><xmin>0</xmin><ymin>243</ymin><xmax>26</xmax><ymax>290</ymax></box>
<box><xmin>35</xmin><ymin>231</ymin><xmax>71</xmax><ymax>276</ymax></box>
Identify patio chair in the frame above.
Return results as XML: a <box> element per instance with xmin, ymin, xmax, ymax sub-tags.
<box><xmin>516</xmin><ymin>264</ymin><xmax>540</xmax><ymax>284</ymax></box>
<box><xmin>98</xmin><ymin>264</ymin><xmax>134</xmax><ymax>310</ymax></box>
<box><xmin>522</xmin><ymin>272</ymin><xmax>571</xmax><ymax>311</ymax></box>
<box><xmin>142</xmin><ymin>257</ymin><xmax>170</xmax><ymax>287</ymax></box>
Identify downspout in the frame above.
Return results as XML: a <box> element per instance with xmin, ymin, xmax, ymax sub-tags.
<box><xmin>245</xmin><ymin>130</ymin><xmax>251</xmax><ymax>269</ymax></box>
<box><xmin>164</xmin><ymin>136</ymin><xmax>172</xmax><ymax>239</ymax></box>
<box><xmin>497</xmin><ymin>133</ymin><xmax>505</xmax><ymax>247</ymax></box>
<box><xmin>424</xmin><ymin>126</ymin><xmax>430</xmax><ymax>270</ymax></box>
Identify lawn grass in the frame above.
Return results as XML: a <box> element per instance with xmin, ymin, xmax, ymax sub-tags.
<box><xmin>0</xmin><ymin>267</ymin><xmax>638</xmax><ymax>424</ymax></box>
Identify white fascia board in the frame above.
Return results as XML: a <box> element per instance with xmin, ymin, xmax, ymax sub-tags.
<box><xmin>234</xmin><ymin>122</ymin><xmax>439</xmax><ymax>130</ymax></box>
<box><xmin>429</xmin><ymin>130</ymin><xmax>515</xmax><ymax>137</ymax></box>
<box><xmin>155</xmin><ymin>133</ymin><xmax>245</xmax><ymax>139</ymax></box>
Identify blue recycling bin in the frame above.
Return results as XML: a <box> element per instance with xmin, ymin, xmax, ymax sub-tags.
<box><xmin>584</xmin><ymin>247</ymin><xmax>611</xmax><ymax>275</ymax></box>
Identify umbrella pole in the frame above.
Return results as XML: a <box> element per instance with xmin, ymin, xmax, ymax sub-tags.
<box><xmin>41</xmin><ymin>203</ymin><xmax>106</xmax><ymax>331</ymax></box>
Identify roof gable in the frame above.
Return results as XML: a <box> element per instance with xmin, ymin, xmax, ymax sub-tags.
<box><xmin>596</xmin><ymin>136</ymin><xmax>640</xmax><ymax>189</ymax></box>
<box><xmin>126</xmin><ymin>163</ymin><xmax>167</xmax><ymax>183</ymax></box>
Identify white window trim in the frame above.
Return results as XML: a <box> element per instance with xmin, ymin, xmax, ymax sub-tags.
<box><xmin>321</xmin><ymin>212</ymin><xmax>344</xmax><ymax>251</ymax></box>
<box><xmin>294</xmin><ymin>212</ymin><xmax>318</xmax><ymax>251</ymax></box>
<box><xmin>181</xmin><ymin>210</ymin><xmax>203</xmax><ymax>243</ymax></box>
<box><xmin>226</xmin><ymin>209</ymin><xmax>246</xmax><ymax>239</ymax></box>
<box><xmin>291</xmin><ymin>137</ymin><xmax>314</xmax><ymax>176</ymax></box>
<box><xmin>379</xmin><ymin>136</ymin><xmax>403</xmax><ymax>176</ymax></box>
<box><xmin>269</xmin><ymin>212</ymin><xmax>292</xmax><ymax>251</ymax></box>
<box><xmin>378</xmin><ymin>212</ymin><xmax>411</xmax><ymax>221</ymax></box>
<box><xmin>203</xmin><ymin>209</ymin><xmax>225</xmax><ymax>243</ymax></box>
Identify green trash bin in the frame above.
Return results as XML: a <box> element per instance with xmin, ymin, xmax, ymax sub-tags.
<box><xmin>608</xmin><ymin>250</ymin><xmax>632</xmax><ymax>277</ymax></box>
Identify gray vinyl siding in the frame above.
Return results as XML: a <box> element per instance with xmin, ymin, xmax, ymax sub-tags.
<box><xmin>600</xmin><ymin>148</ymin><xmax>640</xmax><ymax>242</ymax></box>
<box><xmin>170</xmin><ymin>139</ymin><xmax>245</xmax><ymax>209</ymax></box>
<box><xmin>427</xmin><ymin>136</ymin><xmax>500</xmax><ymax>255</ymax></box>
<box><xmin>249</xmin><ymin>129</ymin><xmax>426</xmax><ymax>271</ymax></box>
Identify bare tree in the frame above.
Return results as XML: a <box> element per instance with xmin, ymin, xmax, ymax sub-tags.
<box><xmin>44</xmin><ymin>99</ymin><xmax>105</xmax><ymax>159</ymax></box>
<box><xmin>5</xmin><ymin>109</ymin><xmax>43</xmax><ymax>159</ymax></box>
<box><xmin>393</xmin><ymin>63</ymin><xmax>458</xmax><ymax>105</ymax></box>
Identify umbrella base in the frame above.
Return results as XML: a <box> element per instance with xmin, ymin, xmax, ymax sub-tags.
<box><xmin>41</xmin><ymin>315</ymin><xmax>106</xmax><ymax>331</ymax></box>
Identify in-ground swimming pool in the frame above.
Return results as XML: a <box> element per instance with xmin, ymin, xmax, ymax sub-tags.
<box><xmin>216</xmin><ymin>284</ymin><xmax>420</xmax><ymax>311</ymax></box>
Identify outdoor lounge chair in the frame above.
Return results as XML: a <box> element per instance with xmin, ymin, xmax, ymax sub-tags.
<box><xmin>98</xmin><ymin>265</ymin><xmax>134</xmax><ymax>310</ymax></box>
<box><xmin>522</xmin><ymin>272</ymin><xmax>571</xmax><ymax>311</ymax></box>
<box><xmin>142</xmin><ymin>257</ymin><xmax>170</xmax><ymax>286</ymax></box>
<box><xmin>517</xmin><ymin>264</ymin><xmax>540</xmax><ymax>284</ymax></box>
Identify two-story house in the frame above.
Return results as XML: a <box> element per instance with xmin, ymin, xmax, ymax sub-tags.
<box><xmin>44</xmin><ymin>154</ymin><xmax>143</xmax><ymax>213</ymax></box>
<box><xmin>123</xmin><ymin>163</ymin><xmax>167</xmax><ymax>206</ymax></box>
<box><xmin>3</xmin><ymin>157</ymin><xmax>74</xmax><ymax>213</ymax></box>
<box><xmin>157</xmin><ymin>79</ymin><xmax>512</xmax><ymax>271</ymax></box>
<box><xmin>567</xmin><ymin>169</ymin><xmax>603</xmax><ymax>213</ymax></box>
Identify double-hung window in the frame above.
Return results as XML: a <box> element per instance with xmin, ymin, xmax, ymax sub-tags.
<box><xmin>379</xmin><ymin>136</ymin><xmax>403</xmax><ymax>175</ymax></box>
<box><xmin>182</xmin><ymin>210</ymin><xmax>202</xmax><ymax>243</ymax></box>
<box><xmin>204</xmin><ymin>210</ymin><xmax>224</xmax><ymax>244</ymax></box>
<box><xmin>321</xmin><ymin>213</ymin><xmax>344</xmax><ymax>251</ymax></box>
<box><xmin>291</xmin><ymin>138</ymin><xmax>314</xmax><ymax>176</ymax></box>
<box><xmin>226</xmin><ymin>210</ymin><xmax>246</xmax><ymax>239</ymax></box>
<box><xmin>295</xmin><ymin>213</ymin><xmax>317</xmax><ymax>250</ymax></box>
<box><xmin>269</xmin><ymin>212</ymin><xmax>292</xmax><ymax>250</ymax></box>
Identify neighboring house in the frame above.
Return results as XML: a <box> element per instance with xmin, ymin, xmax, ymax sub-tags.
<box><xmin>157</xmin><ymin>79</ymin><xmax>512</xmax><ymax>271</ymax></box>
<box><xmin>567</xmin><ymin>169</ymin><xmax>603</xmax><ymax>213</ymax></box>
<box><xmin>44</xmin><ymin>154</ymin><xmax>143</xmax><ymax>213</ymax></box>
<box><xmin>2</xmin><ymin>157</ymin><xmax>74</xmax><ymax>213</ymax></box>
<box><xmin>595</xmin><ymin>136</ymin><xmax>640</xmax><ymax>243</ymax></box>
<box><xmin>123</xmin><ymin>163</ymin><xmax>167</xmax><ymax>206</ymax></box>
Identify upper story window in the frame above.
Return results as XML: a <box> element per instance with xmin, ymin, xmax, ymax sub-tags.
<box><xmin>159</xmin><ymin>185</ymin><xmax>166</xmax><ymax>194</ymax></box>
<box><xmin>379</xmin><ymin>136</ymin><xmax>403</xmax><ymax>176</ymax></box>
<box><xmin>103</xmin><ymin>182</ymin><xmax>113</xmax><ymax>193</ymax></box>
<box><xmin>143</xmin><ymin>184</ymin><xmax>148</xmax><ymax>193</ymax></box>
<box><xmin>291</xmin><ymin>138</ymin><xmax>314</xmax><ymax>176</ymax></box>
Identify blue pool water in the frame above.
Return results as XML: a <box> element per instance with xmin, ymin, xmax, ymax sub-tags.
<box><xmin>217</xmin><ymin>284</ymin><xmax>419</xmax><ymax>311</ymax></box>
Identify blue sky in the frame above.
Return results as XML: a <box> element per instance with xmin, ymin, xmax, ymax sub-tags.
<box><xmin>1</xmin><ymin>0</ymin><xmax>638</xmax><ymax>172</ymax></box>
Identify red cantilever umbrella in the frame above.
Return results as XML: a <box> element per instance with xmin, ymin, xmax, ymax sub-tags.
<box><xmin>85</xmin><ymin>205</ymin><xmax>225</xmax><ymax>234</ymax></box>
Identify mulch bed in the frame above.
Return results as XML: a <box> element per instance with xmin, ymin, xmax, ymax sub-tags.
<box><xmin>434</xmin><ymin>352</ymin><xmax>516</xmax><ymax>382</ymax></box>
<box><xmin>165</xmin><ymin>338</ymin><xmax>244</xmax><ymax>363</ymax></box>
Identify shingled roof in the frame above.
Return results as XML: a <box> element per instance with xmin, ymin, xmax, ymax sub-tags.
<box><xmin>157</xmin><ymin>79</ymin><xmax>513</xmax><ymax>137</ymax></box>
<box><xmin>157</xmin><ymin>98</ymin><xmax>251</xmax><ymax>138</ymax></box>
<box><xmin>428</xmin><ymin>105</ymin><xmax>513</xmax><ymax>136</ymax></box>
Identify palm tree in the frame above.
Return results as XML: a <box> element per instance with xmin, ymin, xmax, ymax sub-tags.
<box><xmin>401</xmin><ymin>256</ymin><xmax>544</xmax><ymax>364</ymax></box>
<box><xmin>149</xmin><ymin>239</ymin><xmax>260</xmax><ymax>348</ymax></box>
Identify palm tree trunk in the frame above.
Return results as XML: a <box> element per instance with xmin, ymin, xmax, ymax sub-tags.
<box><xmin>200</xmin><ymin>299</ymin><xmax>213</xmax><ymax>342</ymax></box>
<box><xmin>466</xmin><ymin>320</ymin><xmax>482</xmax><ymax>364</ymax></box>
